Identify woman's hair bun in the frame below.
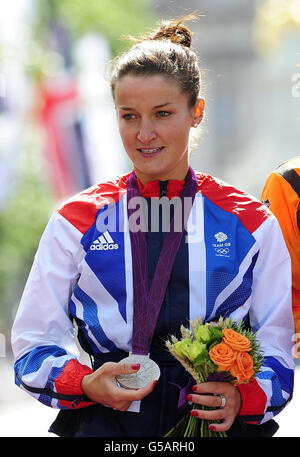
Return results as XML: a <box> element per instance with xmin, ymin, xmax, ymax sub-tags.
<box><xmin>151</xmin><ymin>17</ymin><xmax>193</xmax><ymax>48</ymax></box>
<box><xmin>110</xmin><ymin>14</ymin><xmax>201</xmax><ymax>108</ymax></box>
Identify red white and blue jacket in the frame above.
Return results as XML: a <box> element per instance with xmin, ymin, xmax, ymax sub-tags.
<box><xmin>11</xmin><ymin>171</ymin><xmax>295</xmax><ymax>434</ymax></box>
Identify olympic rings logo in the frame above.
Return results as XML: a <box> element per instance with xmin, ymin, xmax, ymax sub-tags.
<box><xmin>215</xmin><ymin>247</ymin><xmax>229</xmax><ymax>255</ymax></box>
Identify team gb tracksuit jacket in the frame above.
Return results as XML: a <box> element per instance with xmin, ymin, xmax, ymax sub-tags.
<box><xmin>11</xmin><ymin>170</ymin><xmax>295</xmax><ymax>436</ymax></box>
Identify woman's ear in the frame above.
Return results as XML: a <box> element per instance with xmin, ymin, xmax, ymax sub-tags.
<box><xmin>193</xmin><ymin>98</ymin><xmax>205</xmax><ymax>126</ymax></box>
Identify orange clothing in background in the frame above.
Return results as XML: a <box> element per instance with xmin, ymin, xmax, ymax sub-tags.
<box><xmin>261</xmin><ymin>157</ymin><xmax>300</xmax><ymax>337</ymax></box>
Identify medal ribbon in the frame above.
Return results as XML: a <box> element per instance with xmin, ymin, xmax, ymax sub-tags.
<box><xmin>126</xmin><ymin>166</ymin><xmax>198</xmax><ymax>356</ymax></box>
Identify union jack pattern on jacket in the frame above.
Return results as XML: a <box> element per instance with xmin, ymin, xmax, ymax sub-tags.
<box><xmin>11</xmin><ymin>171</ymin><xmax>295</xmax><ymax>425</ymax></box>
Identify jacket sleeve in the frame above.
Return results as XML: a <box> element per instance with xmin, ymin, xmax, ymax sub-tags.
<box><xmin>11</xmin><ymin>211</ymin><xmax>95</xmax><ymax>409</ymax></box>
<box><xmin>237</xmin><ymin>215</ymin><xmax>295</xmax><ymax>424</ymax></box>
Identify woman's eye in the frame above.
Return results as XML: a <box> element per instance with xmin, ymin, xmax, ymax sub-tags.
<box><xmin>157</xmin><ymin>111</ymin><xmax>171</xmax><ymax>118</ymax></box>
<box><xmin>123</xmin><ymin>113</ymin><xmax>136</xmax><ymax>120</ymax></box>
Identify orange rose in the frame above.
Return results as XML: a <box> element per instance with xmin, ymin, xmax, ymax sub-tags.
<box><xmin>222</xmin><ymin>328</ymin><xmax>251</xmax><ymax>352</ymax></box>
<box><xmin>209</xmin><ymin>342</ymin><xmax>236</xmax><ymax>371</ymax></box>
<box><xmin>230</xmin><ymin>351</ymin><xmax>254</xmax><ymax>384</ymax></box>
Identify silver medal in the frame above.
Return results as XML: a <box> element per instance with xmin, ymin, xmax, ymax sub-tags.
<box><xmin>116</xmin><ymin>353</ymin><xmax>160</xmax><ymax>390</ymax></box>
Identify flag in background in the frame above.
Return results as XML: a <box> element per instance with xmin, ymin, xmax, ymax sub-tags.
<box><xmin>36</xmin><ymin>11</ymin><xmax>127</xmax><ymax>200</ymax></box>
<box><xmin>37</xmin><ymin>75</ymin><xmax>92</xmax><ymax>199</ymax></box>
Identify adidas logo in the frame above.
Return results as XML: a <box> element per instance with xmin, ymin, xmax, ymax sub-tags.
<box><xmin>90</xmin><ymin>231</ymin><xmax>119</xmax><ymax>251</ymax></box>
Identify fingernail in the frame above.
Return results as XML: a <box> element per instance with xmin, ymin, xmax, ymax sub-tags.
<box><xmin>131</xmin><ymin>363</ymin><xmax>140</xmax><ymax>370</ymax></box>
<box><xmin>209</xmin><ymin>425</ymin><xmax>216</xmax><ymax>431</ymax></box>
<box><xmin>192</xmin><ymin>385</ymin><xmax>197</xmax><ymax>392</ymax></box>
<box><xmin>153</xmin><ymin>380</ymin><xmax>158</xmax><ymax>387</ymax></box>
<box><xmin>186</xmin><ymin>394</ymin><xmax>193</xmax><ymax>401</ymax></box>
<box><xmin>190</xmin><ymin>410</ymin><xmax>198</xmax><ymax>417</ymax></box>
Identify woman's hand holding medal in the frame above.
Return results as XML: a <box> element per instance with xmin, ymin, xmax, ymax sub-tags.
<box><xmin>81</xmin><ymin>361</ymin><xmax>157</xmax><ymax>411</ymax></box>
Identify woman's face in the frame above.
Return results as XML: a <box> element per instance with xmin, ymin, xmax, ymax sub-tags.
<box><xmin>114</xmin><ymin>74</ymin><xmax>203</xmax><ymax>184</ymax></box>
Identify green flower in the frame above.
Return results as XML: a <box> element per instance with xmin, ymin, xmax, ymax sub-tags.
<box><xmin>194</xmin><ymin>325</ymin><xmax>211</xmax><ymax>343</ymax></box>
<box><xmin>186</xmin><ymin>340</ymin><xmax>208</xmax><ymax>364</ymax></box>
<box><xmin>173</xmin><ymin>338</ymin><xmax>192</xmax><ymax>360</ymax></box>
<box><xmin>194</xmin><ymin>324</ymin><xmax>223</xmax><ymax>347</ymax></box>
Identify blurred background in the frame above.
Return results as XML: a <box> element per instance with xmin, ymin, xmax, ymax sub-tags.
<box><xmin>0</xmin><ymin>0</ymin><xmax>299</xmax><ymax>437</ymax></box>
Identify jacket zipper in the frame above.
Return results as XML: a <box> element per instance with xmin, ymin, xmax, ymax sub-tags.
<box><xmin>159</xmin><ymin>180</ymin><xmax>168</xmax><ymax>198</ymax></box>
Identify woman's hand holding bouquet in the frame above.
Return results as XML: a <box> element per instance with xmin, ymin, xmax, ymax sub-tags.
<box><xmin>165</xmin><ymin>317</ymin><xmax>264</xmax><ymax>437</ymax></box>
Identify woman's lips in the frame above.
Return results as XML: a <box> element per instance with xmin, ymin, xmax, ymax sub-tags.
<box><xmin>137</xmin><ymin>146</ymin><xmax>165</xmax><ymax>156</ymax></box>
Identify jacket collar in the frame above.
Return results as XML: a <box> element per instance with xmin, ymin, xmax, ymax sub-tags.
<box><xmin>137</xmin><ymin>178</ymin><xmax>185</xmax><ymax>198</ymax></box>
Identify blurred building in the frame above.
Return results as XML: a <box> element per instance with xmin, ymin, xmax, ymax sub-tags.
<box><xmin>152</xmin><ymin>0</ymin><xmax>300</xmax><ymax>197</ymax></box>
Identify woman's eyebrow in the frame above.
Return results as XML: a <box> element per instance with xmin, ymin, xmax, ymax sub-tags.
<box><xmin>153</xmin><ymin>102</ymin><xmax>173</xmax><ymax>109</ymax></box>
<box><xmin>119</xmin><ymin>102</ymin><xmax>173</xmax><ymax>110</ymax></box>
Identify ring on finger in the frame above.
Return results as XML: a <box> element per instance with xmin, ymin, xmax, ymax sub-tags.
<box><xmin>218</xmin><ymin>394</ymin><xmax>226</xmax><ymax>408</ymax></box>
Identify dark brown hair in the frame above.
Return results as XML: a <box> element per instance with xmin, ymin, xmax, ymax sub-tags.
<box><xmin>110</xmin><ymin>15</ymin><xmax>201</xmax><ymax>108</ymax></box>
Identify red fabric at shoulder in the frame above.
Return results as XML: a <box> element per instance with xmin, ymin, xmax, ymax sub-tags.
<box><xmin>58</xmin><ymin>173</ymin><xmax>130</xmax><ymax>234</ymax></box>
<box><xmin>196</xmin><ymin>172</ymin><xmax>270</xmax><ymax>234</ymax></box>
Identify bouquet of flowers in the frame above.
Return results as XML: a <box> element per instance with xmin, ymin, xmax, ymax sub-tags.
<box><xmin>165</xmin><ymin>316</ymin><xmax>264</xmax><ymax>437</ymax></box>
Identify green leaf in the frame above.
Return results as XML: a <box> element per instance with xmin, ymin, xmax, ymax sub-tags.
<box><xmin>193</xmin><ymin>347</ymin><xmax>209</xmax><ymax>364</ymax></box>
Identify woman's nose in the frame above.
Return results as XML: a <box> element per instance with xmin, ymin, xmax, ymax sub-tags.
<box><xmin>137</xmin><ymin>121</ymin><xmax>157</xmax><ymax>144</ymax></box>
